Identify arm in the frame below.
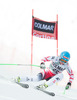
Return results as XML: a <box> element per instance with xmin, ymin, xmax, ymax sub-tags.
<box><xmin>41</xmin><ymin>56</ymin><xmax>55</xmax><ymax>63</ymax></box>
<box><xmin>65</xmin><ymin>64</ymin><xmax>74</xmax><ymax>89</ymax></box>
<box><xmin>40</xmin><ymin>56</ymin><xmax>55</xmax><ymax>69</ymax></box>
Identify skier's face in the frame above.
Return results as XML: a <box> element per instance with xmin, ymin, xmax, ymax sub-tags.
<box><xmin>59</xmin><ymin>58</ymin><xmax>67</xmax><ymax>65</ymax></box>
<box><xmin>60</xmin><ymin>58</ymin><xmax>67</xmax><ymax>63</ymax></box>
<box><xmin>59</xmin><ymin>61</ymin><xmax>64</xmax><ymax>65</ymax></box>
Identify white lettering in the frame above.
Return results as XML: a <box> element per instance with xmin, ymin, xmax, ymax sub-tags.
<box><xmin>34</xmin><ymin>22</ymin><xmax>54</xmax><ymax>31</ymax></box>
<box><xmin>33</xmin><ymin>32</ymin><xmax>55</xmax><ymax>39</ymax></box>
<box><xmin>51</xmin><ymin>25</ymin><xmax>54</xmax><ymax>31</ymax></box>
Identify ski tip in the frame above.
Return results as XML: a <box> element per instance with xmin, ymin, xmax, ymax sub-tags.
<box><xmin>25</xmin><ymin>84</ymin><xmax>29</xmax><ymax>88</ymax></box>
<box><xmin>51</xmin><ymin>93</ymin><xmax>55</xmax><ymax>96</ymax></box>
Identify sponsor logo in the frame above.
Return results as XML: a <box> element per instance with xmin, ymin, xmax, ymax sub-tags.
<box><xmin>53</xmin><ymin>62</ymin><xmax>66</xmax><ymax>71</ymax></box>
<box><xmin>56</xmin><ymin>77</ymin><xmax>60</xmax><ymax>80</ymax></box>
<box><xmin>34</xmin><ymin>22</ymin><xmax>54</xmax><ymax>31</ymax></box>
<box><xmin>34</xmin><ymin>19</ymin><xmax>55</xmax><ymax>33</ymax></box>
<box><xmin>33</xmin><ymin>32</ymin><xmax>55</xmax><ymax>39</ymax></box>
<box><xmin>53</xmin><ymin>80</ymin><xmax>56</xmax><ymax>83</ymax></box>
<box><xmin>63</xmin><ymin>56</ymin><xmax>69</xmax><ymax>59</ymax></box>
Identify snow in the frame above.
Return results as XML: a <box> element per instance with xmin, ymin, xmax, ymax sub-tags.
<box><xmin>0</xmin><ymin>76</ymin><xmax>77</xmax><ymax>100</ymax></box>
<box><xmin>0</xmin><ymin>65</ymin><xmax>77</xmax><ymax>100</ymax></box>
<box><xmin>0</xmin><ymin>0</ymin><xmax>77</xmax><ymax>99</ymax></box>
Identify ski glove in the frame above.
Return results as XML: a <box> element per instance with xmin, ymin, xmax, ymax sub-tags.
<box><xmin>40</xmin><ymin>62</ymin><xmax>46</xmax><ymax>69</ymax></box>
<box><xmin>65</xmin><ymin>82</ymin><xmax>71</xmax><ymax>90</ymax></box>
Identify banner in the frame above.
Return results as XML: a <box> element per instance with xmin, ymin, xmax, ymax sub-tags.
<box><xmin>32</xmin><ymin>17</ymin><xmax>58</xmax><ymax>40</ymax></box>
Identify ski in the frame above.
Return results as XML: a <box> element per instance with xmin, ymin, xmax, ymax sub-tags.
<box><xmin>35</xmin><ymin>86</ymin><xmax>55</xmax><ymax>96</ymax></box>
<box><xmin>0</xmin><ymin>74</ymin><xmax>55</xmax><ymax>96</ymax></box>
<box><xmin>15</xmin><ymin>82</ymin><xmax>29</xmax><ymax>88</ymax></box>
<box><xmin>15</xmin><ymin>82</ymin><xmax>55</xmax><ymax>96</ymax></box>
<box><xmin>0</xmin><ymin>74</ymin><xmax>29</xmax><ymax>89</ymax></box>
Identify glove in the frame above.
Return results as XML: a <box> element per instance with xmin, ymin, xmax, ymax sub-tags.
<box><xmin>65</xmin><ymin>82</ymin><xmax>71</xmax><ymax>90</ymax></box>
<box><xmin>36</xmin><ymin>83</ymin><xmax>48</xmax><ymax>89</ymax></box>
<box><xmin>40</xmin><ymin>62</ymin><xmax>46</xmax><ymax>69</ymax></box>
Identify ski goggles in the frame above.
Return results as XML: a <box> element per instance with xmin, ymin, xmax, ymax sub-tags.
<box><xmin>60</xmin><ymin>59</ymin><xmax>67</xmax><ymax>63</ymax></box>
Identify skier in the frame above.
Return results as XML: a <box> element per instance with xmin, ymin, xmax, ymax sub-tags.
<box><xmin>15</xmin><ymin>51</ymin><xmax>74</xmax><ymax>90</ymax></box>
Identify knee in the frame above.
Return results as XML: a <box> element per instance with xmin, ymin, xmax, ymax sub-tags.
<box><xmin>37</xmin><ymin>73</ymin><xmax>43</xmax><ymax>81</ymax></box>
<box><xmin>57</xmin><ymin>73</ymin><xmax>63</xmax><ymax>81</ymax></box>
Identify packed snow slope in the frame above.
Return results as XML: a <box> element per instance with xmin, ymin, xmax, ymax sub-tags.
<box><xmin>0</xmin><ymin>65</ymin><xmax>77</xmax><ymax>100</ymax></box>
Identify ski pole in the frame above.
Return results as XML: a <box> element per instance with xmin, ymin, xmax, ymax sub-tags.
<box><xmin>63</xmin><ymin>84</ymin><xmax>70</xmax><ymax>95</ymax></box>
<box><xmin>63</xmin><ymin>88</ymin><xmax>66</xmax><ymax>94</ymax></box>
<box><xmin>0</xmin><ymin>64</ymin><xmax>40</xmax><ymax>67</ymax></box>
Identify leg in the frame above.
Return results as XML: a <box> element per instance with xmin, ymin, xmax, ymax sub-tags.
<box><xmin>45</xmin><ymin>73</ymin><xmax>63</xmax><ymax>86</ymax></box>
<box><xmin>18</xmin><ymin>69</ymin><xmax>53</xmax><ymax>82</ymax></box>
<box><xmin>42</xmin><ymin>69</ymin><xmax>55</xmax><ymax>80</ymax></box>
<box><xmin>17</xmin><ymin>73</ymin><xmax>43</xmax><ymax>82</ymax></box>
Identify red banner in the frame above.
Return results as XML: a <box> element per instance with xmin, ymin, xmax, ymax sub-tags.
<box><xmin>32</xmin><ymin>16</ymin><xmax>58</xmax><ymax>40</ymax></box>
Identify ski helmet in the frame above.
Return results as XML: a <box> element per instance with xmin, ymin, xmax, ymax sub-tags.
<box><xmin>60</xmin><ymin>51</ymin><xmax>70</xmax><ymax>63</ymax></box>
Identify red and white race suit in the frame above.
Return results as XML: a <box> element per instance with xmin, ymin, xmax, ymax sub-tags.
<box><xmin>40</xmin><ymin>56</ymin><xmax>74</xmax><ymax>86</ymax></box>
<box><xmin>18</xmin><ymin>56</ymin><xmax>74</xmax><ymax>87</ymax></box>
